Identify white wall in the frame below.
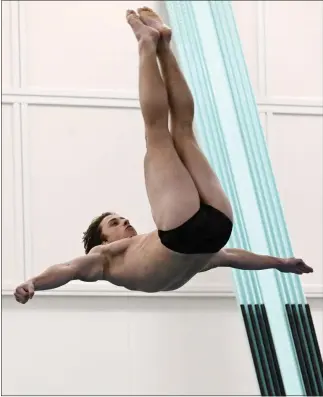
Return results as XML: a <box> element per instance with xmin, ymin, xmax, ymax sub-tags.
<box><xmin>2</xmin><ymin>0</ymin><xmax>322</xmax><ymax>395</ymax></box>
<box><xmin>2</xmin><ymin>296</ymin><xmax>259</xmax><ymax>395</ymax></box>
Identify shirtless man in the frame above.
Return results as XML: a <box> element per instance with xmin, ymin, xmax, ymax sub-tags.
<box><xmin>14</xmin><ymin>8</ymin><xmax>313</xmax><ymax>304</ymax></box>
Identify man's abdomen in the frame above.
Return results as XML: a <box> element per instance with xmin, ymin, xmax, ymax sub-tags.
<box><xmin>124</xmin><ymin>233</ymin><xmax>213</xmax><ymax>292</ymax></box>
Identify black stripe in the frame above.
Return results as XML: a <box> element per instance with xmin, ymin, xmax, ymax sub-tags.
<box><xmin>248</xmin><ymin>304</ymin><xmax>275</xmax><ymax>395</ymax></box>
<box><xmin>291</xmin><ymin>304</ymin><xmax>320</xmax><ymax>395</ymax></box>
<box><xmin>298</xmin><ymin>304</ymin><xmax>323</xmax><ymax>395</ymax></box>
<box><xmin>304</xmin><ymin>304</ymin><xmax>323</xmax><ymax>379</ymax></box>
<box><xmin>260</xmin><ymin>304</ymin><xmax>286</xmax><ymax>395</ymax></box>
<box><xmin>254</xmin><ymin>305</ymin><xmax>282</xmax><ymax>394</ymax></box>
<box><xmin>240</xmin><ymin>305</ymin><xmax>268</xmax><ymax>396</ymax></box>
<box><xmin>286</xmin><ymin>304</ymin><xmax>312</xmax><ymax>395</ymax></box>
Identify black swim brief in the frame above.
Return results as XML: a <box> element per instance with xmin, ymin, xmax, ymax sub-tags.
<box><xmin>158</xmin><ymin>203</ymin><xmax>233</xmax><ymax>254</ymax></box>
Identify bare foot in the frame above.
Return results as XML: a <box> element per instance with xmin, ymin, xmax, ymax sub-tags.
<box><xmin>126</xmin><ymin>10</ymin><xmax>159</xmax><ymax>44</ymax></box>
<box><xmin>277</xmin><ymin>258</ymin><xmax>313</xmax><ymax>275</ymax></box>
<box><xmin>137</xmin><ymin>7</ymin><xmax>172</xmax><ymax>45</ymax></box>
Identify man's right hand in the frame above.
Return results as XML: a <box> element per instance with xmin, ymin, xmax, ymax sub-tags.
<box><xmin>14</xmin><ymin>281</ymin><xmax>35</xmax><ymax>304</ymax></box>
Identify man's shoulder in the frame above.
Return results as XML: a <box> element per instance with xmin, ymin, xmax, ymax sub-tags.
<box><xmin>88</xmin><ymin>244</ymin><xmax>111</xmax><ymax>257</ymax></box>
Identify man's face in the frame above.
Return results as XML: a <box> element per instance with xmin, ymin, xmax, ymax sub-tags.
<box><xmin>100</xmin><ymin>213</ymin><xmax>137</xmax><ymax>243</ymax></box>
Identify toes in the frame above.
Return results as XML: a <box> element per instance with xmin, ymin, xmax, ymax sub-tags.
<box><xmin>126</xmin><ymin>10</ymin><xmax>143</xmax><ymax>28</ymax></box>
<box><xmin>126</xmin><ymin>9</ymin><xmax>139</xmax><ymax>21</ymax></box>
<box><xmin>138</xmin><ymin>6</ymin><xmax>154</xmax><ymax>13</ymax></box>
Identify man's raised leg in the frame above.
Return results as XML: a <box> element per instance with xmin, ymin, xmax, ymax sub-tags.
<box><xmin>126</xmin><ymin>10</ymin><xmax>200</xmax><ymax>231</ymax></box>
<box><xmin>138</xmin><ymin>7</ymin><xmax>234</xmax><ymax>222</ymax></box>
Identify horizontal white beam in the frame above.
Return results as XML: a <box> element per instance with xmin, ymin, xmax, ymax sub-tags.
<box><xmin>2</xmin><ymin>89</ymin><xmax>322</xmax><ymax>115</ymax></box>
<box><xmin>3</xmin><ymin>281</ymin><xmax>322</xmax><ymax>299</ymax></box>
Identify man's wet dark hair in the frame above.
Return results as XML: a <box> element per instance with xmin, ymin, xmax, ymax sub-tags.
<box><xmin>82</xmin><ymin>212</ymin><xmax>113</xmax><ymax>254</ymax></box>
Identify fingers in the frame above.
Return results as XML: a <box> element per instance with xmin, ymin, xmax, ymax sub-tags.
<box><xmin>14</xmin><ymin>289</ymin><xmax>27</xmax><ymax>304</ymax></box>
<box><xmin>14</xmin><ymin>291</ymin><xmax>28</xmax><ymax>304</ymax></box>
<box><xmin>295</xmin><ymin>258</ymin><xmax>314</xmax><ymax>274</ymax></box>
<box><xmin>297</xmin><ymin>259</ymin><xmax>313</xmax><ymax>273</ymax></box>
<box><xmin>303</xmin><ymin>264</ymin><xmax>313</xmax><ymax>273</ymax></box>
<box><xmin>14</xmin><ymin>285</ymin><xmax>34</xmax><ymax>304</ymax></box>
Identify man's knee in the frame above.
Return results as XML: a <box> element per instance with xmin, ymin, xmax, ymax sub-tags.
<box><xmin>171</xmin><ymin>119</ymin><xmax>194</xmax><ymax>134</ymax></box>
<box><xmin>172</xmin><ymin>128</ymin><xmax>198</xmax><ymax>153</ymax></box>
<box><xmin>169</xmin><ymin>98</ymin><xmax>194</xmax><ymax>126</ymax></box>
<box><xmin>144</xmin><ymin>125</ymin><xmax>173</xmax><ymax>149</ymax></box>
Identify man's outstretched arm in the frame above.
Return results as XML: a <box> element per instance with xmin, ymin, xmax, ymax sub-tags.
<box><xmin>14</xmin><ymin>249</ymin><xmax>107</xmax><ymax>304</ymax></box>
<box><xmin>200</xmin><ymin>248</ymin><xmax>313</xmax><ymax>274</ymax></box>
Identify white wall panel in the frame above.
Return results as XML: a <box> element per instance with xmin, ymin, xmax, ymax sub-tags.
<box><xmin>2</xmin><ymin>105</ymin><xmax>25</xmax><ymax>284</ymax></box>
<box><xmin>128</xmin><ymin>297</ymin><xmax>257</xmax><ymax>395</ymax></box>
<box><xmin>2</xmin><ymin>1</ymin><xmax>12</xmax><ymax>88</ymax></box>
<box><xmin>2</xmin><ymin>295</ymin><xmax>258</xmax><ymax>395</ymax></box>
<box><xmin>22</xmin><ymin>0</ymin><xmax>161</xmax><ymax>91</ymax></box>
<box><xmin>2</xmin><ymin>296</ymin><xmax>132</xmax><ymax>395</ymax></box>
<box><xmin>26</xmin><ymin>105</ymin><xmax>153</xmax><ymax>275</ymax></box>
<box><xmin>267</xmin><ymin>114</ymin><xmax>323</xmax><ymax>287</ymax></box>
<box><xmin>232</xmin><ymin>1</ymin><xmax>259</xmax><ymax>96</ymax></box>
<box><xmin>265</xmin><ymin>1</ymin><xmax>323</xmax><ymax>98</ymax></box>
